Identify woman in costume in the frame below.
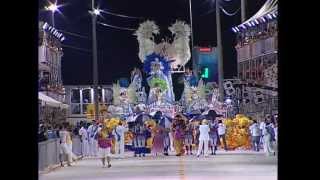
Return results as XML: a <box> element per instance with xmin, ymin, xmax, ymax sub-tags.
<box><xmin>172</xmin><ymin>114</ymin><xmax>187</xmax><ymax>156</ymax></box>
<box><xmin>184</xmin><ymin>121</ymin><xmax>194</xmax><ymax>155</ymax></box>
<box><xmin>97</xmin><ymin>125</ymin><xmax>113</xmax><ymax>168</ymax></box>
<box><xmin>151</xmin><ymin>123</ymin><xmax>165</xmax><ymax>156</ymax></box>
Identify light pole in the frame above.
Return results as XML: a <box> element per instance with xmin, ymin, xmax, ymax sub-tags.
<box><xmin>91</xmin><ymin>0</ymin><xmax>100</xmax><ymax>122</ymax></box>
<box><xmin>45</xmin><ymin>2</ymin><xmax>58</xmax><ymax>27</ymax></box>
<box><xmin>188</xmin><ymin>0</ymin><xmax>195</xmax><ymax>69</ymax></box>
<box><xmin>216</xmin><ymin>0</ymin><xmax>224</xmax><ymax>101</ymax></box>
<box><xmin>241</xmin><ymin>0</ymin><xmax>246</xmax><ymax>22</ymax></box>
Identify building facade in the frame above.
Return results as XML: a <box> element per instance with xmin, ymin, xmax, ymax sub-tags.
<box><xmin>39</xmin><ymin>21</ymin><xmax>65</xmax><ymax>102</ymax></box>
<box><xmin>233</xmin><ymin>0</ymin><xmax>278</xmax><ymax>120</ymax></box>
<box><xmin>64</xmin><ymin>85</ymin><xmax>113</xmax><ymax>124</ymax></box>
<box><xmin>38</xmin><ymin>21</ymin><xmax>67</xmax><ymax>126</ymax></box>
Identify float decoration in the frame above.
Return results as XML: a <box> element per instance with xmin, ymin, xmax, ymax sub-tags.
<box><xmin>222</xmin><ymin>114</ymin><xmax>253</xmax><ymax>150</ymax></box>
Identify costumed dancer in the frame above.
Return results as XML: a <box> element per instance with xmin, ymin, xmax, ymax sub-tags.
<box><xmin>196</xmin><ymin>119</ymin><xmax>210</xmax><ymax>157</ymax></box>
<box><xmin>133</xmin><ymin>122</ymin><xmax>147</xmax><ymax>157</ymax></box>
<box><xmin>113</xmin><ymin>121</ymin><xmax>129</xmax><ymax>158</ymax></box>
<box><xmin>97</xmin><ymin>125</ymin><xmax>113</xmax><ymax>168</ymax></box>
<box><xmin>262</xmin><ymin>122</ymin><xmax>276</xmax><ymax>156</ymax></box>
<box><xmin>151</xmin><ymin>123</ymin><xmax>165</xmax><ymax>156</ymax></box>
<box><xmin>218</xmin><ymin>120</ymin><xmax>228</xmax><ymax>151</ymax></box>
<box><xmin>249</xmin><ymin>120</ymin><xmax>261</xmax><ymax>152</ymax></box>
<box><xmin>87</xmin><ymin>120</ymin><xmax>100</xmax><ymax>157</ymax></box>
<box><xmin>66</xmin><ymin>125</ymin><xmax>78</xmax><ymax>162</ymax></box>
<box><xmin>172</xmin><ymin>114</ymin><xmax>186</xmax><ymax>156</ymax></box>
<box><xmin>184</xmin><ymin>121</ymin><xmax>194</xmax><ymax>155</ymax></box>
<box><xmin>209</xmin><ymin>119</ymin><xmax>219</xmax><ymax>155</ymax></box>
<box><xmin>58</xmin><ymin>123</ymin><xmax>72</xmax><ymax>167</ymax></box>
<box><xmin>153</xmin><ymin>111</ymin><xmax>171</xmax><ymax>156</ymax></box>
<box><xmin>207</xmin><ymin>110</ymin><xmax>220</xmax><ymax>155</ymax></box>
<box><xmin>78</xmin><ymin>122</ymin><xmax>89</xmax><ymax>157</ymax></box>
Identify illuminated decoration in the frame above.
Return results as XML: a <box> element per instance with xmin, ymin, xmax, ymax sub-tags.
<box><xmin>42</xmin><ymin>22</ymin><xmax>65</xmax><ymax>42</ymax></box>
<box><xmin>201</xmin><ymin>67</ymin><xmax>209</xmax><ymax>78</ymax></box>
<box><xmin>224</xmin><ymin>81</ymin><xmax>235</xmax><ymax>96</ymax></box>
<box><xmin>199</xmin><ymin>47</ymin><xmax>212</xmax><ymax>52</ymax></box>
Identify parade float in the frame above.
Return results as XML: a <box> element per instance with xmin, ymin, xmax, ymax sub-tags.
<box><xmin>94</xmin><ymin>19</ymin><xmax>256</xmax><ymax>152</ymax></box>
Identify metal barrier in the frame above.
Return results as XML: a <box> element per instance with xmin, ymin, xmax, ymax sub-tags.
<box><xmin>38</xmin><ymin>136</ymin><xmax>81</xmax><ymax>171</ymax></box>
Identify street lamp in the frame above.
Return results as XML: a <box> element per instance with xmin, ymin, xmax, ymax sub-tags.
<box><xmin>91</xmin><ymin>0</ymin><xmax>100</xmax><ymax>122</ymax></box>
<box><xmin>45</xmin><ymin>1</ymin><xmax>58</xmax><ymax>27</ymax></box>
<box><xmin>216</xmin><ymin>0</ymin><xmax>224</xmax><ymax>102</ymax></box>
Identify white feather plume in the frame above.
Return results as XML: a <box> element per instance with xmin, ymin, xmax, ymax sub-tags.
<box><xmin>134</xmin><ymin>20</ymin><xmax>159</xmax><ymax>62</ymax></box>
<box><xmin>169</xmin><ymin>20</ymin><xmax>191</xmax><ymax>67</ymax></box>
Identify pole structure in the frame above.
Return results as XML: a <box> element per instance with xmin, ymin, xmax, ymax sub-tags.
<box><xmin>241</xmin><ymin>0</ymin><xmax>246</xmax><ymax>22</ymax></box>
<box><xmin>216</xmin><ymin>0</ymin><xmax>224</xmax><ymax>101</ymax></box>
<box><xmin>91</xmin><ymin>0</ymin><xmax>99</xmax><ymax>121</ymax></box>
<box><xmin>51</xmin><ymin>12</ymin><xmax>55</xmax><ymax>27</ymax></box>
<box><xmin>188</xmin><ymin>0</ymin><xmax>195</xmax><ymax>70</ymax></box>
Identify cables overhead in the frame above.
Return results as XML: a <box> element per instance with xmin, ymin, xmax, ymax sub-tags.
<box><xmin>100</xmin><ymin>9</ymin><xmax>145</xmax><ymax>19</ymax></box>
<box><xmin>97</xmin><ymin>21</ymin><xmax>136</xmax><ymax>31</ymax></box>
<box><xmin>220</xmin><ymin>6</ymin><xmax>240</xmax><ymax>16</ymax></box>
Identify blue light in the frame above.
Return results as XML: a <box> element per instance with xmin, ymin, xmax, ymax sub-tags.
<box><xmin>267</xmin><ymin>14</ymin><xmax>273</xmax><ymax>19</ymax></box>
<box><xmin>255</xmin><ymin>19</ymin><xmax>259</xmax><ymax>24</ymax></box>
<box><xmin>272</xmin><ymin>13</ymin><xmax>277</xmax><ymax>18</ymax></box>
<box><xmin>247</xmin><ymin>22</ymin><xmax>252</xmax><ymax>27</ymax></box>
<box><xmin>261</xmin><ymin>17</ymin><xmax>266</xmax><ymax>22</ymax></box>
<box><xmin>241</xmin><ymin>25</ymin><xmax>246</xmax><ymax>29</ymax></box>
<box><xmin>235</xmin><ymin>27</ymin><xmax>240</xmax><ymax>32</ymax></box>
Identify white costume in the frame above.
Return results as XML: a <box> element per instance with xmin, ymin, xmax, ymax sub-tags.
<box><xmin>59</xmin><ymin>130</ymin><xmax>72</xmax><ymax>163</ymax></box>
<box><xmin>87</xmin><ymin>124</ymin><xmax>100</xmax><ymax>157</ymax></box>
<box><xmin>262</xmin><ymin>125</ymin><xmax>275</xmax><ymax>156</ymax></box>
<box><xmin>197</xmin><ymin>124</ymin><xmax>210</xmax><ymax>157</ymax></box>
<box><xmin>79</xmin><ymin>127</ymin><xmax>89</xmax><ymax>157</ymax></box>
<box><xmin>113</xmin><ymin>125</ymin><xmax>128</xmax><ymax>158</ymax></box>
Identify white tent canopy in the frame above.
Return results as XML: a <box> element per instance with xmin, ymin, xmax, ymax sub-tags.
<box><xmin>38</xmin><ymin>92</ymin><xmax>69</xmax><ymax>109</ymax></box>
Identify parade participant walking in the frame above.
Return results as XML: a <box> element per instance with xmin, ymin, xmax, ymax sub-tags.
<box><xmin>151</xmin><ymin>123</ymin><xmax>165</xmax><ymax>156</ymax></box>
<box><xmin>196</xmin><ymin>119</ymin><xmax>210</xmax><ymax>157</ymax></box>
<box><xmin>133</xmin><ymin>123</ymin><xmax>147</xmax><ymax>157</ymax></box>
<box><xmin>97</xmin><ymin>125</ymin><xmax>113</xmax><ymax>168</ymax></box>
<box><xmin>113</xmin><ymin>121</ymin><xmax>129</xmax><ymax>158</ymax></box>
<box><xmin>66</xmin><ymin>125</ymin><xmax>78</xmax><ymax>162</ymax></box>
<box><xmin>218</xmin><ymin>120</ymin><xmax>228</xmax><ymax>151</ymax></box>
<box><xmin>209</xmin><ymin>119</ymin><xmax>219</xmax><ymax>155</ymax></box>
<box><xmin>79</xmin><ymin>122</ymin><xmax>89</xmax><ymax>157</ymax></box>
<box><xmin>59</xmin><ymin>123</ymin><xmax>72</xmax><ymax>167</ymax></box>
<box><xmin>207</xmin><ymin>110</ymin><xmax>220</xmax><ymax>155</ymax></box>
<box><xmin>87</xmin><ymin>120</ymin><xmax>99</xmax><ymax>157</ymax></box>
<box><xmin>249</xmin><ymin>120</ymin><xmax>261</xmax><ymax>152</ymax></box>
<box><xmin>184</xmin><ymin>122</ymin><xmax>194</xmax><ymax>155</ymax></box>
<box><xmin>262</xmin><ymin>122</ymin><xmax>276</xmax><ymax>156</ymax></box>
<box><xmin>172</xmin><ymin>114</ymin><xmax>186</xmax><ymax>156</ymax></box>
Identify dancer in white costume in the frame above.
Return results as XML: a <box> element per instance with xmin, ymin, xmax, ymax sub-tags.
<box><xmin>113</xmin><ymin>121</ymin><xmax>129</xmax><ymax>158</ymax></box>
<box><xmin>197</xmin><ymin>120</ymin><xmax>210</xmax><ymax>157</ymax></box>
<box><xmin>79</xmin><ymin>122</ymin><xmax>89</xmax><ymax>157</ymax></box>
<box><xmin>87</xmin><ymin>121</ymin><xmax>100</xmax><ymax>157</ymax></box>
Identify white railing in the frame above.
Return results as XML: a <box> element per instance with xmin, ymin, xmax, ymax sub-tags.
<box><xmin>38</xmin><ymin>137</ymin><xmax>81</xmax><ymax>171</ymax></box>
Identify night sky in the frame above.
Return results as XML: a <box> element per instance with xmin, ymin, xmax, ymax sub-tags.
<box><xmin>39</xmin><ymin>0</ymin><xmax>266</xmax><ymax>86</ymax></box>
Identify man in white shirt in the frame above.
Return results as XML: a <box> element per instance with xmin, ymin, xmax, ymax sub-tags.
<box><xmin>59</xmin><ymin>124</ymin><xmax>72</xmax><ymax>166</ymax></box>
<box><xmin>113</xmin><ymin>121</ymin><xmax>129</xmax><ymax>158</ymax></box>
<box><xmin>78</xmin><ymin>122</ymin><xmax>89</xmax><ymax>157</ymax></box>
<box><xmin>217</xmin><ymin>120</ymin><xmax>227</xmax><ymax>151</ymax></box>
<box><xmin>87</xmin><ymin>120</ymin><xmax>99</xmax><ymax>157</ymax></box>
<box><xmin>249</xmin><ymin>120</ymin><xmax>261</xmax><ymax>152</ymax></box>
<box><xmin>196</xmin><ymin>119</ymin><xmax>210</xmax><ymax>157</ymax></box>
